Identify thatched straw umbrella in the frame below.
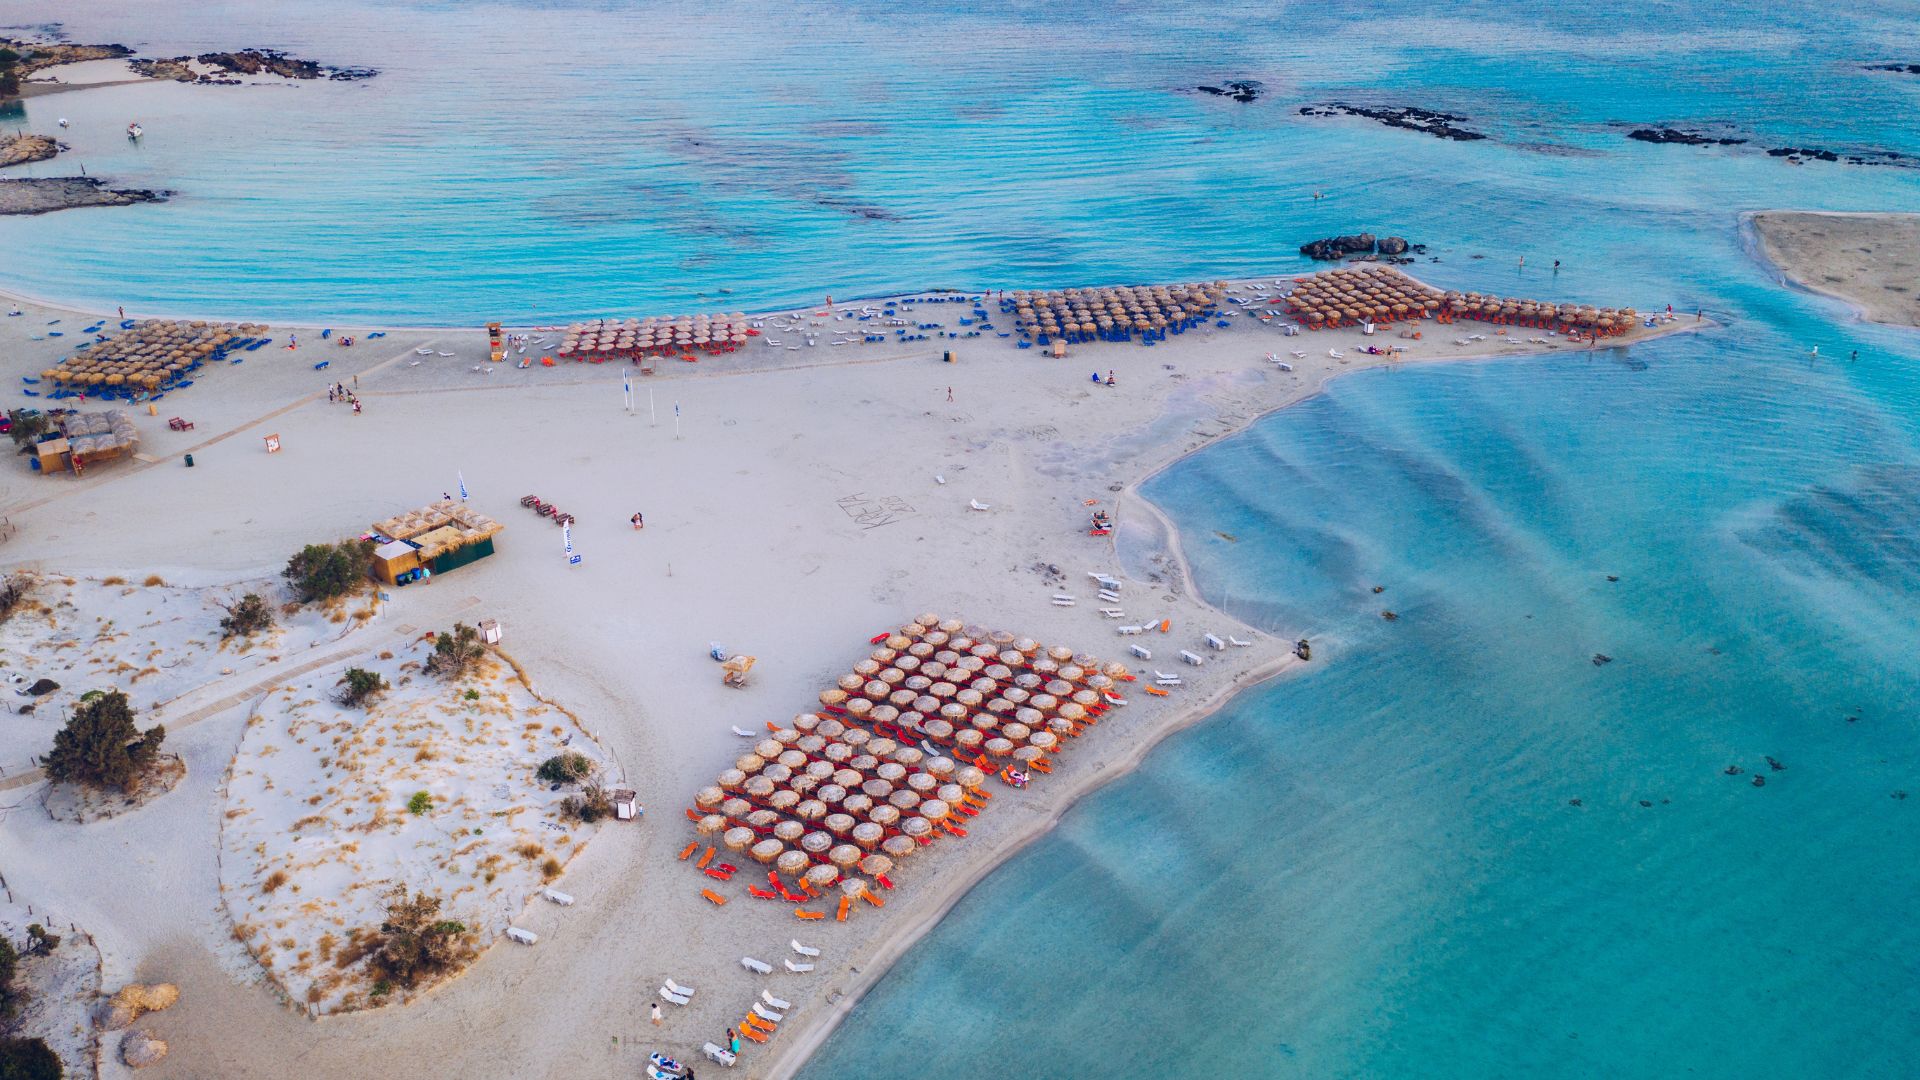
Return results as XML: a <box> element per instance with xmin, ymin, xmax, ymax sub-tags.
<box><xmin>882</xmin><ymin>834</ymin><xmax>917</xmax><ymax>859</ymax></box>
<box><xmin>859</xmin><ymin>853</ymin><xmax>894</xmax><ymax>878</ymax></box>
<box><xmin>889</xmin><ymin>789</ymin><xmax>922</xmax><ymax>811</ymax></box>
<box><xmin>852</xmin><ymin>822</ymin><xmax>884</xmax><ymax>850</ymax></box>
<box><xmin>774</xmin><ymin>819</ymin><xmax>805</xmax><ymax>842</ymax></box>
<box><xmin>745</xmin><ymin>776</ymin><xmax>776</xmax><ymax>799</ymax></box>
<box><xmin>955</xmin><ymin>765</ymin><xmax>987</xmax><ymax>790</ymax></box>
<box><xmin>697</xmin><ymin>813</ymin><xmax>728</xmax><ymax>836</ymax></box>
<box><xmin>717</xmin><ymin>768</ymin><xmax>746</xmax><ymax>791</ymax></box>
<box><xmin>905</xmin><ymin>772</ymin><xmax>938</xmax><ymax>794</ymax></box>
<box><xmin>819</xmin><ymin>688</ymin><xmax>848</xmax><ymax>709</ymax></box>
<box><xmin>794</xmin><ymin>713</ymin><xmax>821</xmax><ymax>731</ymax></box>
<box><xmin>696</xmin><ymin>786</ymin><xmax>725</xmax><ymax>810</ymax></box>
<box><xmin>805</xmin><ymin>863</ymin><xmax>841</xmax><ymax>889</ymax></box>
<box><xmin>777</xmin><ymin>850</ymin><xmax>810</xmax><ymax>877</ymax></box>
<box><xmin>926</xmin><ymin>756</ymin><xmax>956</xmax><ymax>778</ymax></box>
<box><xmin>828</xmin><ymin>843</ymin><xmax>863</xmax><ymax>870</ymax></box>
<box><xmin>801</xmin><ymin>830</ymin><xmax>832</xmax><ymax>855</ymax></box>
<box><xmin>796</xmin><ymin>799</ymin><xmax>827</xmax><ymax>822</ymax></box>
<box><xmin>747</xmin><ymin>808</ymin><xmax>779</xmax><ymax>829</ymax></box>
<box><xmin>723</xmin><ymin>826</ymin><xmax>755</xmax><ymax>852</ymax></box>
<box><xmin>751</xmin><ymin>838</ymin><xmax>784</xmax><ymax>864</ymax></box>
<box><xmin>721</xmin><ymin>797</ymin><xmax>752</xmax><ymax>819</ymax></box>
<box><xmin>869</xmin><ymin>803</ymin><xmax>901</xmax><ymax>828</ymax></box>
<box><xmin>832</xmin><ymin>768</ymin><xmax>863</xmax><ymax>789</ymax></box>
<box><xmin>843</xmin><ymin>793</ymin><xmax>874</xmax><ymax>817</ymax></box>
<box><xmin>824</xmin><ymin>813</ymin><xmax>856</xmax><ymax>837</ymax></box>
<box><xmin>900</xmin><ymin>816</ymin><xmax>932</xmax><ymax>841</ymax></box>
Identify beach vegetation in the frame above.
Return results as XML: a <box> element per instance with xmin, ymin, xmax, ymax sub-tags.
<box><xmin>424</xmin><ymin>622</ymin><xmax>486</xmax><ymax>681</ymax></box>
<box><xmin>334</xmin><ymin>667</ymin><xmax>388</xmax><ymax>708</ymax></box>
<box><xmin>142</xmin><ymin>574</ymin><xmax>167</xmax><ymax>587</ymax></box>
<box><xmin>368</xmin><ymin>885</ymin><xmax>473</xmax><ymax>989</ymax></box>
<box><xmin>561</xmin><ymin>777</ymin><xmax>613</xmax><ymax>825</ymax></box>
<box><xmin>43</xmin><ymin>690</ymin><xmax>167</xmax><ymax>792</ymax></box>
<box><xmin>407</xmin><ymin>791</ymin><xmax>433</xmax><ymax>815</ymax></box>
<box><xmin>282</xmin><ymin>540</ymin><xmax>376</xmax><ymax>604</ymax></box>
<box><xmin>22</xmin><ymin>925</ymin><xmax>58</xmax><ymax>956</ymax></box>
<box><xmin>5</xmin><ymin>409</ymin><xmax>49</xmax><ymax>449</ymax></box>
<box><xmin>0</xmin><ymin>937</ymin><xmax>20</xmax><ymax>1020</ymax></box>
<box><xmin>220</xmin><ymin>592</ymin><xmax>276</xmax><ymax>638</ymax></box>
<box><xmin>536</xmin><ymin>752</ymin><xmax>594</xmax><ymax>784</ymax></box>
<box><xmin>0</xmin><ymin>574</ymin><xmax>30</xmax><ymax>624</ymax></box>
<box><xmin>0</xmin><ymin>1036</ymin><xmax>60</xmax><ymax>1080</ymax></box>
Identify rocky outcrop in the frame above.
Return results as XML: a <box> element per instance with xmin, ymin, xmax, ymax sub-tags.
<box><xmin>1627</xmin><ymin>127</ymin><xmax>1746</xmax><ymax>146</ymax></box>
<box><xmin>0</xmin><ymin>134</ymin><xmax>62</xmax><ymax>168</ymax></box>
<box><xmin>1300</xmin><ymin>234</ymin><xmax>1421</xmax><ymax>261</ymax></box>
<box><xmin>131</xmin><ymin>47</ymin><xmax>376</xmax><ymax>84</ymax></box>
<box><xmin>122</xmin><ymin>1028</ymin><xmax>168</xmax><ymax>1068</ymax></box>
<box><xmin>1864</xmin><ymin>62</ymin><xmax>1920</xmax><ymax>74</ymax></box>
<box><xmin>1300</xmin><ymin>103</ymin><xmax>1487</xmax><ymax>141</ymax></box>
<box><xmin>1190</xmin><ymin>80</ymin><xmax>1263</xmax><ymax>103</ymax></box>
<box><xmin>98</xmin><ymin>982</ymin><xmax>181</xmax><ymax>1030</ymax></box>
<box><xmin>0</xmin><ymin>37</ymin><xmax>135</xmax><ymax>77</ymax></box>
<box><xmin>0</xmin><ymin>177</ymin><xmax>169</xmax><ymax>216</ymax></box>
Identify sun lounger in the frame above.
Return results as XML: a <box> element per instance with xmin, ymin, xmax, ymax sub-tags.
<box><xmin>1117</xmin><ymin>625</ymin><xmax>1145</xmax><ymax>635</ymax></box>
<box><xmin>506</xmin><ymin>926</ymin><xmax>538</xmax><ymax>945</ymax></box>
<box><xmin>969</xmin><ymin>499</ymin><xmax>990</xmax><ymax>511</ymax></box>
<box><xmin>1051</xmin><ymin>598</ymin><xmax>1075</xmax><ymax>607</ymax></box>
<box><xmin>543</xmin><ymin>888</ymin><xmax>575</xmax><ymax>906</ymax></box>
<box><xmin>741</xmin><ymin>956</ymin><xmax>773</xmax><ymax>975</ymax></box>
<box><xmin>738</xmin><ymin>1025</ymin><xmax>770</xmax><ymax>1044</ymax></box>
<box><xmin>791</xmin><ymin>939</ymin><xmax>820</xmax><ymax>956</ymax></box>
<box><xmin>659</xmin><ymin>986</ymin><xmax>690</xmax><ymax>1006</ymax></box>
<box><xmin>703</xmin><ymin>1043</ymin><xmax>736</xmax><ymax>1067</ymax></box>
<box><xmin>762</xmin><ymin>990</ymin><xmax>792</xmax><ymax>1011</ymax></box>
<box><xmin>1129</xmin><ymin>644</ymin><xmax>1152</xmax><ymax>660</ymax></box>
<box><xmin>753</xmin><ymin>1003</ymin><xmax>785</xmax><ymax>1023</ymax></box>
<box><xmin>1098</xmin><ymin>590</ymin><xmax>1121</xmax><ymax>603</ymax></box>
<box><xmin>1101</xmin><ymin>608</ymin><xmax>1125</xmax><ymax>618</ymax></box>
<box><xmin>678</xmin><ymin>841</ymin><xmax>699</xmax><ymax>860</ymax></box>
<box><xmin>794</xmin><ymin>908</ymin><xmax>824</xmax><ymax>920</ymax></box>
<box><xmin>835</xmin><ymin>896</ymin><xmax>852</xmax><ymax>921</ymax></box>
<box><xmin>1206</xmin><ymin>634</ymin><xmax>1226</xmax><ymax>650</ymax></box>
<box><xmin>665</xmin><ymin>978</ymin><xmax>696</xmax><ymax>999</ymax></box>
<box><xmin>1229</xmin><ymin>636</ymin><xmax>1252</xmax><ymax>647</ymax></box>
<box><xmin>697</xmin><ymin>847</ymin><xmax>715</xmax><ymax>869</ymax></box>
<box><xmin>784</xmin><ymin>959</ymin><xmax>813</xmax><ymax>974</ymax></box>
<box><xmin>700</xmin><ymin>889</ymin><xmax>727</xmax><ymax>906</ymax></box>
<box><xmin>731</xmin><ymin>725</ymin><xmax>756</xmax><ymax>737</ymax></box>
<box><xmin>1180</xmin><ymin>650</ymin><xmax>1205</xmax><ymax>665</ymax></box>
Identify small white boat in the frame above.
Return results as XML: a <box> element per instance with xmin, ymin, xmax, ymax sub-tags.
<box><xmin>126</xmin><ymin>123</ymin><xmax>143</xmax><ymax>139</ymax></box>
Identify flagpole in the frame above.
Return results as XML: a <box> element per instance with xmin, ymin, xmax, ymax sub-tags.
<box><xmin>674</xmin><ymin>401</ymin><xmax>680</xmax><ymax>440</ymax></box>
<box><xmin>649</xmin><ymin>389</ymin><xmax>657</xmax><ymax>427</ymax></box>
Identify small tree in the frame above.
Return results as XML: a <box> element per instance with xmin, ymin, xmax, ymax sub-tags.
<box><xmin>423</xmin><ymin>622</ymin><xmax>486</xmax><ymax>681</ymax></box>
<box><xmin>22</xmin><ymin>926</ymin><xmax>58</xmax><ymax>956</ymax></box>
<box><xmin>0</xmin><ymin>938</ymin><xmax>20</xmax><ymax>1021</ymax></box>
<box><xmin>561</xmin><ymin>775</ymin><xmax>612</xmax><ymax>824</ymax></box>
<box><xmin>334</xmin><ymin>667</ymin><xmax>388</xmax><ymax>708</ymax></box>
<box><xmin>219</xmin><ymin>592</ymin><xmax>275</xmax><ymax>638</ymax></box>
<box><xmin>0</xmin><ymin>1036</ymin><xmax>61</xmax><ymax>1080</ymax></box>
<box><xmin>43</xmin><ymin>690</ymin><xmax>165</xmax><ymax>792</ymax></box>
<box><xmin>536</xmin><ymin>752</ymin><xmax>593</xmax><ymax>785</ymax></box>
<box><xmin>369</xmin><ymin>885</ymin><xmax>473</xmax><ymax>989</ymax></box>
<box><xmin>5</xmin><ymin>410</ymin><xmax>49</xmax><ymax>450</ymax></box>
<box><xmin>282</xmin><ymin>539</ymin><xmax>376</xmax><ymax>603</ymax></box>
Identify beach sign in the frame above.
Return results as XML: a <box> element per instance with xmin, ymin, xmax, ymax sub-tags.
<box><xmin>263</xmin><ymin>433</ymin><xmax>281</xmax><ymax>453</ymax></box>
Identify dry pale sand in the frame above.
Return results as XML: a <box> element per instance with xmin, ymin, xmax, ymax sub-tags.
<box><xmin>1749</xmin><ymin>211</ymin><xmax>1920</xmax><ymax>328</ymax></box>
<box><xmin>0</xmin><ymin>279</ymin><xmax>1701</xmax><ymax>1079</ymax></box>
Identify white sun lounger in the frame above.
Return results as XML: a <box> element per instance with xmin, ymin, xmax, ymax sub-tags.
<box><xmin>1098</xmin><ymin>590</ymin><xmax>1121</xmax><ymax>603</ymax></box>
<box><xmin>784</xmin><ymin>959</ymin><xmax>814</xmax><ymax>974</ymax></box>
<box><xmin>703</xmin><ymin>1043</ymin><xmax>737</xmax><ymax>1067</ymax></box>
<box><xmin>1180</xmin><ymin>650</ymin><xmax>1205</xmax><ymax>665</ymax></box>
<box><xmin>1156</xmin><ymin>676</ymin><xmax>1181</xmax><ymax>687</ymax></box>
<box><xmin>762</xmin><ymin>990</ymin><xmax>792</xmax><ymax>1011</ymax></box>
<box><xmin>1101</xmin><ymin>608</ymin><xmax>1126</xmax><ymax>619</ymax></box>
<box><xmin>1129</xmin><ymin>644</ymin><xmax>1152</xmax><ymax>660</ymax></box>
<box><xmin>1053</xmin><ymin>593</ymin><xmax>1075</xmax><ymax>602</ymax></box>
<box><xmin>1051</xmin><ymin>598</ymin><xmax>1075</xmax><ymax>607</ymax></box>
<box><xmin>659</xmin><ymin>985</ymin><xmax>690</xmax><ymax>1006</ymax></box>
<box><xmin>741</xmin><ymin>956</ymin><xmax>773</xmax><ymax>975</ymax></box>
<box><xmin>505</xmin><ymin>926</ymin><xmax>538</xmax><ymax>945</ymax></box>
<box><xmin>1328</xmin><ymin>349</ymin><xmax>1344</xmax><ymax>359</ymax></box>
<box><xmin>543</xmin><ymin>888</ymin><xmax>575</xmax><ymax>906</ymax></box>
<box><xmin>969</xmin><ymin>499</ymin><xmax>991</xmax><ymax>511</ymax></box>
<box><xmin>1117</xmin><ymin>625</ymin><xmax>1145</xmax><ymax>635</ymax></box>
<box><xmin>1154</xmin><ymin>670</ymin><xmax>1177</xmax><ymax>682</ymax></box>
<box><xmin>1229</xmin><ymin>636</ymin><xmax>1252</xmax><ymax>647</ymax></box>
<box><xmin>414</xmin><ymin>347</ymin><xmax>433</xmax><ymax>355</ymax></box>
<box><xmin>791</xmin><ymin>939</ymin><xmax>821</xmax><ymax>957</ymax></box>
<box><xmin>753</xmin><ymin>1002</ymin><xmax>785</xmax><ymax>1023</ymax></box>
<box><xmin>664</xmin><ymin>978</ymin><xmax>696</xmax><ymax>999</ymax></box>
<box><xmin>731</xmin><ymin>726</ymin><xmax>757</xmax><ymax>737</ymax></box>
<box><xmin>1205</xmin><ymin>634</ymin><xmax>1226</xmax><ymax>650</ymax></box>
<box><xmin>1275</xmin><ymin>361</ymin><xmax>1294</xmax><ymax>371</ymax></box>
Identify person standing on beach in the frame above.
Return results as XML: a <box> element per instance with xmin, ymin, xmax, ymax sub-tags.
<box><xmin>946</xmin><ymin>387</ymin><xmax>954</xmax><ymax>402</ymax></box>
<box><xmin>353</xmin><ymin>399</ymin><xmax>362</xmax><ymax>415</ymax></box>
<box><xmin>728</xmin><ymin>1030</ymin><xmax>740</xmax><ymax>1055</ymax></box>
<box><xmin>650</xmin><ymin>1002</ymin><xmax>662</xmax><ymax>1026</ymax></box>
<box><xmin>631</xmin><ymin>512</ymin><xmax>644</xmax><ymax>530</ymax></box>
<box><xmin>117</xmin><ymin>305</ymin><xmax>124</xmax><ymax>319</ymax></box>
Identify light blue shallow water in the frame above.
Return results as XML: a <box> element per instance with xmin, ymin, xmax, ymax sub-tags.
<box><xmin>7</xmin><ymin>2</ymin><xmax>1920</xmax><ymax>1075</ymax></box>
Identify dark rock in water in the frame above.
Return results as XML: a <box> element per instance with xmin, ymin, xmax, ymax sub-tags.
<box><xmin>0</xmin><ymin>133</ymin><xmax>62</xmax><ymax>168</ymax></box>
<box><xmin>1627</xmin><ymin>127</ymin><xmax>1746</xmax><ymax>146</ymax></box>
<box><xmin>1606</xmin><ymin>574</ymin><xmax>1620</xmax><ymax>582</ymax></box>
<box><xmin>1765</xmin><ymin>755</ymin><xmax>1785</xmax><ymax>771</ymax></box>
<box><xmin>1568</xmin><ymin>798</ymin><xmax>1582</xmax><ymax>807</ymax></box>
<box><xmin>1376</xmin><ymin>236</ymin><xmax>1408</xmax><ymax>255</ymax></box>
<box><xmin>1301</xmin><ymin>103</ymin><xmax>1488</xmax><ymax>141</ymax></box>
<box><xmin>133</xmin><ymin>47</ymin><xmax>377</xmax><ymax>85</ymax></box>
<box><xmin>1591</xmin><ymin>653</ymin><xmax>1613</xmax><ymax>666</ymax></box>
<box><xmin>1770</xmin><ymin>146</ymin><xmax>1840</xmax><ymax>162</ymax></box>
<box><xmin>1192</xmin><ymin>80</ymin><xmax>1263</xmax><ymax>104</ymax></box>
<box><xmin>0</xmin><ymin>177</ymin><xmax>168</xmax><ymax>216</ymax></box>
<box><xmin>1751</xmin><ymin>775</ymin><xmax>1766</xmax><ymax>787</ymax></box>
<box><xmin>1638</xmin><ymin>800</ymin><xmax>1653</xmax><ymax>808</ymax></box>
<box><xmin>1724</xmin><ymin>765</ymin><xmax>1743</xmax><ymax>776</ymax></box>
<box><xmin>1300</xmin><ymin>233</ymin><xmax>1376</xmax><ymax>261</ymax></box>
<box><xmin>1864</xmin><ymin>62</ymin><xmax>1920</xmax><ymax>74</ymax></box>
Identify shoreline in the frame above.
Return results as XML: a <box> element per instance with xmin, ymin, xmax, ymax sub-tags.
<box><xmin>1743</xmin><ymin>210</ymin><xmax>1920</xmax><ymax>330</ymax></box>
<box><xmin>0</xmin><ymin>273</ymin><xmax>1706</xmax><ymax>1079</ymax></box>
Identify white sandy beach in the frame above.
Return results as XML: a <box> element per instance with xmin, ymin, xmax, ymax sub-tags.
<box><xmin>0</xmin><ymin>276</ymin><xmax>1700</xmax><ymax>1078</ymax></box>
<box><xmin>1748</xmin><ymin>210</ymin><xmax>1920</xmax><ymax>329</ymax></box>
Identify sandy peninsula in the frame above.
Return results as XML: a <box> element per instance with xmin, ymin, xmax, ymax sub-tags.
<box><xmin>1749</xmin><ymin>211</ymin><xmax>1920</xmax><ymax>328</ymax></box>
<box><xmin>0</xmin><ymin>272</ymin><xmax>1700</xmax><ymax>1078</ymax></box>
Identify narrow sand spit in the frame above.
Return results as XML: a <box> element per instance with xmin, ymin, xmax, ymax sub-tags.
<box><xmin>0</xmin><ymin>278</ymin><xmax>1704</xmax><ymax>1078</ymax></box>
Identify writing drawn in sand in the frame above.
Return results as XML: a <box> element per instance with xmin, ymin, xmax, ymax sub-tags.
<box><xmin>837</xmin><ymin>493</ymin><xmax>915</xmax><ymax>530</ymax></box>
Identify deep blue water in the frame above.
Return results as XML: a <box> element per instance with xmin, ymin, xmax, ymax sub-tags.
<box><xmin>6</xmin><ymin>2</ymin><xmax>1920</xmax><ymax>1076</ymax></box>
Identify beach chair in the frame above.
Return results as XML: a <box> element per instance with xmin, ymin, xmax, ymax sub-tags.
<box><xmin>664</xmin><ymin>978</ymin><xmax>696</xmax><ymax>999</ymax></box>
<box><xmin>659</xmin><ymin>985</ymin><xmax>690</xmax><ymax>1006</ymax></box>
<box><xmin>791</xmin><ymin>939</ymin><xmax>820</xmax><ymax>957</ymax></box>
<box><xmin>794</xmin><ymin>909</ymin><xmax>824</xmax><ymax>921</ymax></box>
<box><xmin>835</xmin><ymin>896</ymin><xmax>852</xmax><ymax>922</ymax></box>
<box><xmin>742</xmin><ymin>956</ymin><xmax>773</xmax><ymax>974</ymax></box>
<box><xmin>762</xmin><ymin>990</ymin><xmax>792</xmax><ymax>1011</ymax></box>
<box><xmin>753</xmin><ymin>1003</ymin><xmax>785</xmax><ymax>1023</ymax></box>
<box><xmin>1229</xmin><ymin>636</ymin><xmax>1252</xmax><ymax>647</ymax></box>
<box><xmin>731</xmin><ymin>725</ymin><xmax>756</xmax><ymax>737</ymax></box>
<box><xmin>784</xmin><ymin>959</ymin><xmax>813</xmax><ymax>973</ymax></box>
<box><xmin>738</xmin><ymin>1025</ymin><xmax>770</xmax><ymax>1044</ymax></box>
<box><xmin>700</xmin><ymin>889</ymin><xmax>727</xmax><ymax>906</ymax></box>
<box><xmin>968</xmin><ymin>499</ymin><xmax>990</xmax><ymax>511</ymax></box>
<box><xmin>702</xmin><ymin>1043</ymin><xmax>736</xmax><ymax>1067</ymax></box>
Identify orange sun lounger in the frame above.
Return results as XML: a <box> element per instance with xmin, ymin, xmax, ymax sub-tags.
<box><xmin>749</xmin><ymin>885</ymin><xmax>779</xmax><ymax>900</ymax></box>
<box><xmin>701</xmin><ymin>889</ymin><xmax>728</xmax><ymax>906</ymax></box>
<box><xmin>1159</xmin><ymin>619</ymin><xmax>1172</xmax><ymax>633</ymax></box>
<box><xmin>835</xmin><ymin>896</ymin><xmax>852</xmax><ymax>922</ymax></box>
<box><xmin>677</xmin><ymin>841</ymin><xmax>699</xmax><ymax>861</ymax></box>
<box><xmin>1144</xmin><ymin>686</ymin><xmax>1170</xmax><ymax>697</ymax></box>
<box><xmin>862</xmin><ymin>888</ymin><xmax>885</xmax><ymax>907</ymax></box>
<box><xmin>697</xmin><ymin>847</ymin><xmax>716</xmax><ymax>869</ymax></box>
<box><xmin>795</xmin><ymin>908</ymin><xmax>825</xmax><ymax>920</ymax></box>
<box><xmin>739</xmin><ymin>1025</ymin><xmax>770</xmax><ymax>1044</ymax></box>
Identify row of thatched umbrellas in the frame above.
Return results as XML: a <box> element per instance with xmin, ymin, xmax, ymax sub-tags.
<box><xmin>690</xmin><ymin>613</ymin><xmax>1132</xmax><ymax>898</ymax></box>
<box><xmin>1002</xmin><ymin>282</ymin><xmax>1227</xmax><ymax>344</ymax></box>
<box><xmin>39</xmin><ymin>320</ymin><xmax>266</xmax><ymax>390</ymax></box>
<box><xmin>1286</xmin><ymin>265</ymin><xmax>1638</xmax><ymax>333</ymax></box>
<box><xmin>554</xmin><ymin>314</ymin><xmax>756</xmax><ymax>360</ymax></box>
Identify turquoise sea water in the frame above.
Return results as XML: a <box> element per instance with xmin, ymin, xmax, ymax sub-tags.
<box><xmin>7</xmin><ymin>2</ymin><xmax>1920</xmax><ymax>1076</ymax></box>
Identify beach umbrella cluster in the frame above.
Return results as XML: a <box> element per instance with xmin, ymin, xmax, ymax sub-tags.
<box><xmin>1283</xmin><ymin>265</ymin><xmax>1445</xmax><ymax>329</ymax></box>
<box><xmin>40</xmin><ymin>320</ymin><xmax>267</xmax><ymax>395</ymax></box>
<box><xmin>554</xmin><ymin>314</ymin><xmax>754</xmax><ymax>362</ymax></box>
<box><xmin>1001</xmin><ymin>282</ymin><xmax>1226</xmax><ymax>345</ymax></box>
<box><xmin>1286</xmin><ymin>265</ymin><xmax>1637</xmax><ymax>335</ymax></box>
<box><xmin>688</xmin><ymin>613</ymin><xmax>1134</xmax><ymax>900</ymax></box>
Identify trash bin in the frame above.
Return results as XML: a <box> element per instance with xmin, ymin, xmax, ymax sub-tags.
<box><xmin>184</xmin><ymin>453</ymin><xmax>194</xmax><ymax>468</ymax></box>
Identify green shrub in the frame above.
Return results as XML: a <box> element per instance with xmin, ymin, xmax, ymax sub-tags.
<box><xmin>423</xmin><ymin>623</ymin><xmax>485</xmax><ymax>681</ymax></box>
<box><xmin>219</xmin><ymin>592</ymin><xmax>275</xmax><ymax>638</ymax></box>
<box><xmin>536</xmin><ymin>752</ymin><xmax>593</xmax><ymax>785</ymax></box>
<box><xmin>334</xmin><ymin>667</ymin><xmax>389</xmax><ymax>708</ymax></box>
<box><xmin>0</xmin><ymin>938</ymin><xmax>20</xmax><ymax>1021</ymax></box>
<box><xmin>407</xmin><ymin>791</ymin><xmax>432</xmax><ymax>815</ymax></box>
<box><xmin>370</xmin><ymin>885</ymin><xmax>473</xmax><ymax>989</ymax></box>
<box><xmin>0</xmin><ymin>1036</ymin><xmax>60</xmax><ymax>1080</ymax></box>
<box><xmin>43</xmin><ymin>690</ymin><xmax>166</xmax><ymax>792</ymax></box>
<box><xmin>282</xmin><ymin>539</ymin><xmax>376</xmax><ymax>603</ymax></box>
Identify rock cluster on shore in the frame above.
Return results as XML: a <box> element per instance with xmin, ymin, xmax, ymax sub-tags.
<box><xmin>1300</xmin><ymin>233</ymin><xmax>1422</xmax><ymax>262</ymax></box>
<box><xmin>0</xmin><ymin>176</ymin><xmax>169</xmax><ymax>216</ymax></box>
<box><xmin>1624</xmin><ymin>124</ymin><xmax>1913</xmax><ymax>169</ymax></box>
<box><xmin>0</xmin><ymin>133</ymin><xmax>62</xmax><ymax>167</ymax></box>
<box><xmin>1189</xmin><ymin>80</ymin><xmax>1263</xmax><ymax>103</ymax></box>
<box><xmin>131</xmin><ymin>48</ymin><xmax>377</xmax><ymax>84</ymax></box>
<box><xmin>1299</xmin><ymin>103</ymin><xmax>1487</xmax><ymax>141</ymax></box>
<box><xmin>0</xmin><ymin>37</ymin><xmax>135</xmax><ymax>100</ymax></box>
<box><xmin>1627</xmin><ymin>127</ymin><xmax>1746</xmax><ymax>146</ymax></box>
<box><xmin>1864</xmin><ymin>62</ymin><xmax>1920</xmax><ymax>74</ymax></box>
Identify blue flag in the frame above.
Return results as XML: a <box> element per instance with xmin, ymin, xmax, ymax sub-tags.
<box><xmin>457</xmin><ymin>471</ymin><xmax>468</xmax><ymax>501</ymax></box>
